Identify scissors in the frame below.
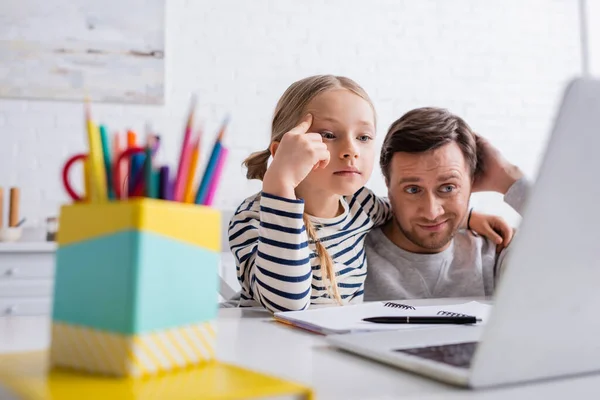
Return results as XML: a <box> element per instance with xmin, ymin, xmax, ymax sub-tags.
<box><xmin>61</xmin><ymin>153</ymin><xmax>89</xmax><ymax>202</ymax></box>
<box><xmin>61</xmin><ymin>146</ymin><xmax>148</xmax><ymax>202</ymax></box>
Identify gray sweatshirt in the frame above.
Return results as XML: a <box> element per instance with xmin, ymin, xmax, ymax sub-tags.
<box><xmin>363</xmin><ymin>178</ymin><xmax>530</xmax><ymax>302</ymax></box>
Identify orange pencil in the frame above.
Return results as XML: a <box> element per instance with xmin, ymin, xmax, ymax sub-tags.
<box><xmin>125</xmin><ymin>130</ymin><xmax>137</xmax><ymax>197</ymax></box>
<box><xmin>127</xmin><ymin>130</ymin><xmax>137</xmax><ymax>148</ymax></box>
<box><xmin>184</xmin><ymin>132</ymin><xmax>202</xmax><ymax>203</ymax></box>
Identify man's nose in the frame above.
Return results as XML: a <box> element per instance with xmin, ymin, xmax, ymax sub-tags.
<box><xmin>339</xmin><ymin>137</ymin><xmax>359</xmax><ymax>160</ymax></box>
<box><xmin>420</xmin><ymin>192</ymin><xmax>445</xmax><ymax>221</ymax></box>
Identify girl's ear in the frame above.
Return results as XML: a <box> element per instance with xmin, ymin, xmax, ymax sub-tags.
<box><xmin>269</xmin><ymin>141</ymin><xmax>280</xmax><ymax>157</ymax></box>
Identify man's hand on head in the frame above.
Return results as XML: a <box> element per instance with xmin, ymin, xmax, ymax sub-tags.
<box><xmin>471</xmin><ymin>135</ymin><xmax>524</xmax><ymax>194</ymax></box>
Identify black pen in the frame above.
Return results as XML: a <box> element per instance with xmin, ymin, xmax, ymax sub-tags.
<box><xmin>362</xmin><ymin>316</ymin><xmax>481</xmax><ymax>325</ymax></box>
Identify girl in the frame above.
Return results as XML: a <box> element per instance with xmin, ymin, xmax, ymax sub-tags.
<box><xmin>229</xmin><ymin>75</ymin><xmax>509</xmax><ymax>313</ymax></box>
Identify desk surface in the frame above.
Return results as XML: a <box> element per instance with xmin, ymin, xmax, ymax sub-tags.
<box><xmin>2</xmin><ymin>298</ymin><xmax>600</xmax><ymax>400</ymax></box>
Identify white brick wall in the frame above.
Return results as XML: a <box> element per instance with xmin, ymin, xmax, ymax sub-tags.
<box><xmin>0</xmin><ymin>0</ymin><xmax>582</xmax><ymax>229</ymax></box>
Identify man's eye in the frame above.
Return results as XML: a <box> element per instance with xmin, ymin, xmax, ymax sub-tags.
<box><xmin>440</xmin><ymin>185</ymin><xmax>455</xmax><ymax>193</ymax></box>
<box><xmin>320</xmin><ymin>131</ymin><xmax>335</xmax><ymax>139</ymax></box>
<box><xmin>404</xmin><ymin>186</ymin><xmax>420</xmax><ymax>194</ymax></box>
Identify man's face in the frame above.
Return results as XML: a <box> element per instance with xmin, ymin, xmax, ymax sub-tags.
<box><xmin>386</xmin><ymin>142</ymin><xmax>472</xmax><ymax>253</ymax></box>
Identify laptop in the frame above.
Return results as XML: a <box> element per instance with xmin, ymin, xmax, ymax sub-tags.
<box><xmin>326</xmin><ymin>77</ymin><xmax>600</xmax><ymax>388</ymax></box>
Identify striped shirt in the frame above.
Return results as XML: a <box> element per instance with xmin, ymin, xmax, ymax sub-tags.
<box><xmin>228</xmin><ymin>187</ymin><xmax>391</xmax><ymax>313</ymax></box>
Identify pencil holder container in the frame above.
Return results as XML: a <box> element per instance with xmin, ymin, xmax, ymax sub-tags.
<box><xmin>49</xmin><ymin>199</ymin><xmax>221</xmax><ymax>377</ymax></box>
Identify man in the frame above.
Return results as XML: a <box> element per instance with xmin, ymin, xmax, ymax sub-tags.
<box><xmin>364</xmin><ymin>107</ymin><xmax>530</xmax><ymax>301</ymax></box>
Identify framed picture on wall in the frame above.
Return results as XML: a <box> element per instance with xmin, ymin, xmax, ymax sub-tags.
<box><xmin>0</xmin><ymin>0</ymin><xmax>165</xmax><ymax>104</ymax></box>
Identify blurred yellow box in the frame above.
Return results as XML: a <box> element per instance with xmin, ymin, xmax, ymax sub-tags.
<box><xmin>50</xmin><ymin>199</ymin><xmax>221</xmax><ymax>377</ymax></box>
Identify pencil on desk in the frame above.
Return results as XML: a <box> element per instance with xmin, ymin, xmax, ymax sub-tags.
<box><xmin>173</xmin><ymin>95</ymin><xmax>197</xmax><ymax>202</ymax></box>
<box><xmin>9</xmin><ymin>187</ymin><xmax>19</xmax><ymax>227</ymax></box>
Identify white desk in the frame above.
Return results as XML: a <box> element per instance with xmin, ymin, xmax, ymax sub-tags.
<box><xmin>2</xmin><ymin>298</ymin><xmax>600</xmax><ymax>400</ymax></box>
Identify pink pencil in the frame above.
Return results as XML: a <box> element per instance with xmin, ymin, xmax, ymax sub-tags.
<box><xmin>113</xmin><ymin>132</ymin><xmax>127</xmax><ymax>199</ymax></box>
<box><xmin>173</xmin><ymin>96</ymin><xmax>197</xmax><ymax>202</ymax></box>
<box><xmin>203</xmin><ymin>146</ymin><xmax>229</xmax><ymax>206</ymax></box>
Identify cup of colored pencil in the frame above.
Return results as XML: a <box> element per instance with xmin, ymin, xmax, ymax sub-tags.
<box><xmin>63</xmin><ymin>96</ymin><xmax>230</xmax><ymax>207</ymax></box>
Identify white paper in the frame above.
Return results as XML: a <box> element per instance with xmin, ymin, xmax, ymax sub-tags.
<box><xmin>275</xmin><ymin>301</ymin><xmax>492</xmax><ymax>334</ymax></box>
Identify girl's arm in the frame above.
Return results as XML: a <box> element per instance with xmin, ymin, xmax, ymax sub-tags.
<box><xmin>230</xmin><ymin>114</ymin><xmax>328</xmax><ymax>313</ymax></box>
<box><xmin>353</xmin><ymin>187</ymin><xmax>392</xmax><ymax>227</ymax></box>
<box><xmin>467</xmin><ymin>210</ymin><xmax>514</xmax><ymax>251</ymax></box>
<box><xmin>229</xmin><ymin>193</ymin><xmax>313</xmax><ymax>313</ymax></box>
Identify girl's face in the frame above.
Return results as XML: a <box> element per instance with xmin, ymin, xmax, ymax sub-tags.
<box><xmin>296</xmin><ymin>89</ymin><xmax>376</xmax><ymax>198</ymax></box>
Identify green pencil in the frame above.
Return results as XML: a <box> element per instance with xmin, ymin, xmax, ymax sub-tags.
<box><xmin>99</xmin><ymin>125</ymin><xmax>115</xmax><ymax>200</ymax></box>
<box><xmin>144</xmin><ymin>146</ymin><xmax>157</xmax><ymax>198</ymax></box>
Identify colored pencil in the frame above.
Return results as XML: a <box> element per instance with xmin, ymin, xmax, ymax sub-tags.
<box><xmin>173</xmin><ymin>95</ymin><xmax>197</xmax><ymax>202</ymax></box>
<box><xmin>195</xmin><ymin>141</ymin><xmax>222</xmax><ymax>205</ymax></box>
<box><xmin>112</xmin><ymin>132</ymin><xmax>125</xmax><ymax>200</ymax></box>
<box><xmin>203</xmin><ymin>146</ymin><xmax>229</xmax><ymax>206</ymax></box>
<box><xmin>184</xmin><ymin>133</ymin><xmax>202</xmax><ymax>203</ymax></box>
<box><xmin>194</xmin><ymin>118</ymin><xmax>229</xmax><ymax>204</ymax></box>
<box><xmin>132</xmin><ymin>135</ymin><xmax>160</xmax><ymax>196</ymax></box>
<box><xmin>99</xmin><ymin>125</ymin><xmax>114</xmax><ymax>200</ymax></box>
<box><xmin>129</xmin><ymin>153</ymin><xmax>145</xmax><ymax>195</ymax></box>
<box><xmin>144</xmin><ymin>145</ymin><xmax>157</xmax><ymax>198</ymax></box>
<box><xmin>85</xmin><ymin>101</ymin><xmax>108</xmax><ymax>202</ymax></box>
<box><xmin>158</xmin><ymin>166</ymin><xmax>169</xmax><ymax>200</ymax></box>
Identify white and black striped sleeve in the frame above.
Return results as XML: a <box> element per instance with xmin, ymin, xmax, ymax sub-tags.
<box><xmin>352</xmin><ymin>187</ymin><xmax>392</xmax><ymax>227</ymax></box>
<box><xmin>228</xmin><ymin>192</ymin><xmax>312</xmax><ymax>313</ymax></box>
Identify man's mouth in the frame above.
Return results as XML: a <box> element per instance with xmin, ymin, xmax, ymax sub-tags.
<box><xmin>418</xmin><ymin>220</ymin><xmax>448</xmax><ymax>232</ymax></box>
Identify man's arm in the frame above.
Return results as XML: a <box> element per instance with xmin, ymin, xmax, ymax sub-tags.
<box><xmin>470</xmin><ymin>135</ymin><xmax>531</xmax><ymax>283</ymax></box>
<box><xmin>493</xmin><ymin>177</ymin><xmax>532</xmax><ymax>281</ymax></box>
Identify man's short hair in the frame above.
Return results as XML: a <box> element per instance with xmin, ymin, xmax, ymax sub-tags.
<box><xmin>380</xmin><ymin>107</ymin><xmax>481</xmax><ymax>183</ymax></box>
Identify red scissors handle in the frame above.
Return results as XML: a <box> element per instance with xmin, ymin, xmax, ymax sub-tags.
<box><xmin>114</xmin><ymin>146</ymin><xmax>146</xmax><ymax>200</ymax></box>
<box><xmin>62</xmin><ymin>153</ymin><xmax>88</xmax><ymax>202</ymax></box>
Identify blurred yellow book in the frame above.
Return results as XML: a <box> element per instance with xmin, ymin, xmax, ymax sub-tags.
<box><xmin>0</xmin><ymin>351</ymin><xmax>313</xmax><ymax>400</ymax></box>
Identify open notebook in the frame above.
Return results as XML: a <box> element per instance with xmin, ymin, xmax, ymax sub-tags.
<box><xmin>274</xmin><ymin>301</ymin><xmax>492</xmax><ymax>335</ymax></box>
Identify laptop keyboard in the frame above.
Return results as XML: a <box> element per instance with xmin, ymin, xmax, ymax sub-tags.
<box><xmin>394</xmin><ymin>341</ymin><xmax>478</xmax><ymax>369</ymax></box>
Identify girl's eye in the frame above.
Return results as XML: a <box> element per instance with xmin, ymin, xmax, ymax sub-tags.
<box><xmin>404</xmin><ymin>186</ymin><xmax>420</xmax><ymax>194</ymax></box>
<box><xmin>358</xmin><ymin>135</ymin><xmax>373</xmax><ymax>142</ymax></box>
<box><xmin>320</xmin><ymin>131</ymin><xmax>335</xmax><ymax>139</ymax></box>
<box><xmin>440</xmin><ymin>185</ymin><xmax>455</xmax><ymax>193</ymax></box>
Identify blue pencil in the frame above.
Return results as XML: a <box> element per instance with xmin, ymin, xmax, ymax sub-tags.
<box><xmin>129</xmin><ymin>153</ymin><xmax>144</xmax><ymax>194</ymax></box>
<box><xmin>194</xmin><ymin>141</ymin><xmax>223</xmax><ymax>204</ymax></box>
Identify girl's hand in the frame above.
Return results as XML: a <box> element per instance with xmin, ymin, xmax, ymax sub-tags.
<box><xmin>263</xmin><ymin>114</ymin><xmax>330</xmax><ymax>199</ymax></box>
<box><xmin>469</xmin><ymin>211</ymin><xmax>514</xmax><ymax>253</ymax></box>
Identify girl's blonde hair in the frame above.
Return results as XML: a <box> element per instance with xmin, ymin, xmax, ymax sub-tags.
<box><xmin>243</xmin><ymin>75</ymin><xmax>375</xmax><ymax>304</ymax></box>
